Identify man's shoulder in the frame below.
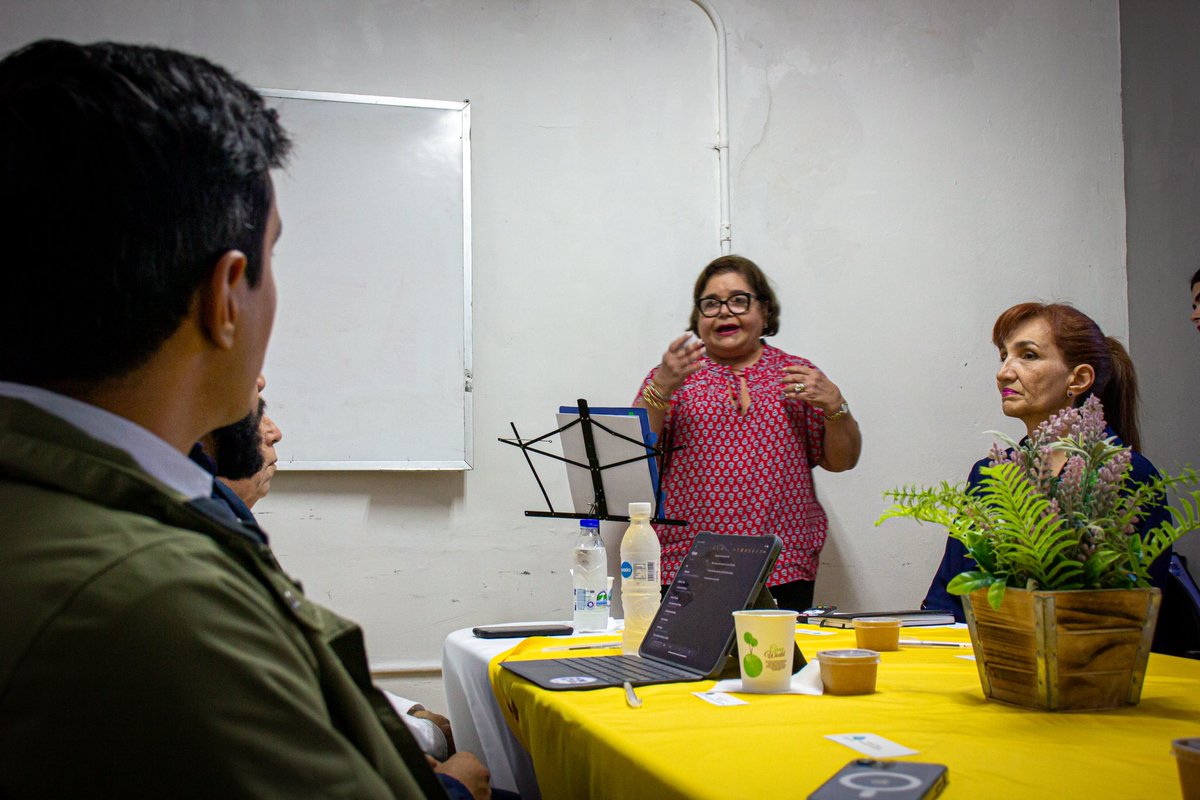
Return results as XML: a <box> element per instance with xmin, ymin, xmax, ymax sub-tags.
<box><xmin>1</xmin><ymin>474</ymin><xmax>227</xmax><ymax>566</ymax></box>
<box><xmin>0</xmin><ymin>479</ymin><xmax>280</xmax><ymax>663</ymax></box>
<box><xmin>0</xmin><ymin>479</ymin><xmax>395</xmax><ymax>799</ymax></box>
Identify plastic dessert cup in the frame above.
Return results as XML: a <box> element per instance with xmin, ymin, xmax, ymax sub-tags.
<box><xmin>816</xmin><ymin>649</ymin><xmax>880</xmax><ymax>695</ymax></box>
<box><xmin>1175</xmin><ymin>738</ymin><xmax>1200</xmax><ymax>800</ymax></box>
<box><xmin>854</xmin><ymin>617</ymin><xmax>901</xmax><ymax>651</ymax></box>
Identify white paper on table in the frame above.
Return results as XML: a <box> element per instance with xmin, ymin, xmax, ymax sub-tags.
<box><xmin>793</xmin><ymin>626</ymin><xmax>837</xmax><ymax>637</ymax></box>
<box><xmin>709</xmin><ymin>660</ymin><xmax>824</xmax><ymax>695</ymax></box>
<box><xmin>825</xmin><ymin>733</ymin><xmax>918</xmax><ymax>758</ymax></box>
<box><xmin>693</xmin><ymin>691</ymin><xmax>749</xmax><ymax>706</ymax></box>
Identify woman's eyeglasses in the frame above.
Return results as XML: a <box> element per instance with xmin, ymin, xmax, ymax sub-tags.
<box><xmin>696</xmin><ymin>292</ymin><xmax>758</xmax><ymax>317</ymax></box>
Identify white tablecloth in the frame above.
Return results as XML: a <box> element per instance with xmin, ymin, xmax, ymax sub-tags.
<box><xmin>442</xmin><ymin>621</ymin><xmax>623</xmax><ymax>798</ymax></box>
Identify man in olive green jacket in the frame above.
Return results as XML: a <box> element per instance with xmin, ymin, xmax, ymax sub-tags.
<box><xmin>0</xmin><ymin>40</ymin><xmax>488</xmax><ymax>798</ymax></box>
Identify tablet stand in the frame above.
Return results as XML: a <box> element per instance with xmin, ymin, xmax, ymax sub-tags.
<box><xmin>499</xmin><ymin>398</ymin><xmax>685</xmax><ymax>525</ymax></box>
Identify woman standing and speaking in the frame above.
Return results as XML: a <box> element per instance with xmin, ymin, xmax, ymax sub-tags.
<box><xmin>633</xmin><ymin>255</ymin><xmax>861</xmax><ymax>612</ymax></box>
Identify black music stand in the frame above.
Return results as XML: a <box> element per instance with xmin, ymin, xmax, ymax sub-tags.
<box><xmin>499</xmin><ymin>398</ymin><xmax>685</xmax><ymax>525</ymax></box>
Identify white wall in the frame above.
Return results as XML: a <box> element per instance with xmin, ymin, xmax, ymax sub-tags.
<box><xmin>2</xmin><ymin>1</ymin><xmax>1131</xmax><ymax>710</ymax></box>
<box><xmin>1121</xmin><ymin>0</ymin><xmax>1200</xmax><ymax>570</ymax></box>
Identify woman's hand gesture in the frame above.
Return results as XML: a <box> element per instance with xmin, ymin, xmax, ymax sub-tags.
<box><xmin>653</xmin><ymin>333</ymin><xmax>706</xmax><ymax>395</ymax></box>
<box><xmin>781</xmin><ymin>364</ymin><xmax>844</xmax><ymax>414</ymax></box>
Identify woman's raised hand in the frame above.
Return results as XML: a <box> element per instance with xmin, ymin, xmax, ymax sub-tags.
<box><xmin>781</xmin><ymin>364</ymin><xmax>844</xmax><ymax>414</ymax></box>
<box><xmin>654</xmin><ymin>333</ymin><xmax>706</xmax><ymax>395</ymax></box>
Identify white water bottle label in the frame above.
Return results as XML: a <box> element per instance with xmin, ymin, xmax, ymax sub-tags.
<box><xmin>574</xmin><ymin>588</ymin><xmax>610</xmax><ymax>611</ymax></box>
<box><xmin>621</xmin><ymin>560</ymin><xmax>658</xmax><ymax>582</ymax></box>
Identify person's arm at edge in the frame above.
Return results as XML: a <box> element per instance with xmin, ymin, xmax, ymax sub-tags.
<box><xmin>818</xmin><ymin>399</ymin><xmax>861</xmax><ymax>472</ymax></box>
<box><xmin>784</xmin><ymin>361</ymin><xmax>860</xmax><ymax>472</ymax></box>
<box><xmin>633</xmin><ymin>333</ymin><xmax>705</xmax><ymax>439</ymax></box>
<box><xmin>633</xmin><ymin>388</ymin><xmax>668</xmax><ymax>440</ymax></box>
<box><xmin>433</xmin><ymin>755</ymin><xmax>491</xmax><ymax>800</ymax></box>
<box><xmin>919</xmin><ymin>459</ymin><xmax>988</xmax><ymax>621</ymax></box>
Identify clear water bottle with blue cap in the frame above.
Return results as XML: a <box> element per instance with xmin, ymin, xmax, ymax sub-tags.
<box><xmin>573</xmin><ymin>518</ymin><xmax>609</xmax><ymax>632</ymax></box>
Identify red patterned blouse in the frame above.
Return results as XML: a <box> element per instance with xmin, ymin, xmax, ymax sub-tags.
<box><xmin>636</xmin><ymin>343</ymin><xmax>828</xmax><ymax>587</ymax></box>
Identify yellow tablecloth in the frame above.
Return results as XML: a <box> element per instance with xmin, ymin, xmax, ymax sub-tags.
<box><xmin>489</xmin><ymin>627</ymin><xmax>1199</xmax><ymax>799</ymax></box>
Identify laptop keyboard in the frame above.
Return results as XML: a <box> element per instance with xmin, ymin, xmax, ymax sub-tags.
<box><xmin>549</xmin><ymin>655</ymin><xmax>695</xmax><ymax>683</ymax></box>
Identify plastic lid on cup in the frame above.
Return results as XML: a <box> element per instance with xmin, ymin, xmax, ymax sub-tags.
<box><xmin>628</xmin><ymin>502</ymin><xmax>652</xmax><ymax>517</ymax></box>
<box><xmin>815</xmin><ymin>649</ymin><xmax>881</xmax><ymax>664</ymax></box>
<box><xmin>1175</xmin><ymin>738</ymin><xmax>1200</xmax><ymax>758</ymax></box>
<box><xmin>579</xmin><ymin>518</ymin><xmax>600</xmax><ymax>529</ymax></box>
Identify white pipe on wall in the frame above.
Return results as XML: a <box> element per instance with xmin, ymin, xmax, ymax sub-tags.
<box><xmin>690</xmin><ymin>0</ymin><xmax>732</xmax><ymax>254</ymax></box>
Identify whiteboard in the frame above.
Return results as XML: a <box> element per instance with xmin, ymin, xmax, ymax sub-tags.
<box><xmin>259</xmin><ymin>90</ymin><xmax>472</xmax><ymax>470</ymax></box>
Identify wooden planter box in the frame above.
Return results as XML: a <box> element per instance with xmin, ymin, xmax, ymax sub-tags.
<box><xmin>962</xmin><ymin>586</ymin><xmax>1160</xmax><ymax>711</ymax></box>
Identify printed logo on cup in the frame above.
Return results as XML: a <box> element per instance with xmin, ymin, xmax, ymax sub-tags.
<box><xmin>764</xmin><ymin>643</ymin><xmax>788</xmax><ymax>672</ymax></box>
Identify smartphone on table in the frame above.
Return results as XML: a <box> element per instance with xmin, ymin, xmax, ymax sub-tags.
<box><xmin>471</xmin><ymin>624</ymin><xmax>574</xmax><ymax>639</ymax></box>
<box><xmin>807</xmin><ymin>759</ymin><xmax>948</xmax><ymax>800</ymax></box>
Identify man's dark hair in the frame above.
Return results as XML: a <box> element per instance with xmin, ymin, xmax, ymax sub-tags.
<box><xmin>211</xmin><ymin>398</ymin><xmax>266</xmax><ymax>480</ymax></box>
<box><xmin>1191</xmin><ymin>267</ymin><xmax>1200</xmax><ymax>289</ymax></box>
<box><xmin>0</xmin><ymin>39</ymin><xmax>290</xmax><ymax>383</ymax></box>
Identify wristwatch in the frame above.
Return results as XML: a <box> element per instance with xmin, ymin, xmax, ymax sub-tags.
<box><xmin>825</xmin><ymin>402</ymin><xmax>850</xmax><ymax>422</ymax></box>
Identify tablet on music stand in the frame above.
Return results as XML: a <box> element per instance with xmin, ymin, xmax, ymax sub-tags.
<box><xmin>556</xmin><ymin>404</ymin><xmax>660</xmax><ymax>517</ymax></box>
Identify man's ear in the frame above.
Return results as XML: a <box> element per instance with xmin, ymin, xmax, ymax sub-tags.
<box><xmin>200</xmin><ymin>250</ymin><xmax>249</xmax><ymax>350</ymax></box>
<box><xmin>1068</xmin><ymin>363</ymin><xmax>1096</xmax><ymax>397</ymax></box>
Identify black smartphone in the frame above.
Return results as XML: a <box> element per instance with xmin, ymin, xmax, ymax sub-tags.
<box><xmin>471</xmin><ymin>624</ymin><xmax>574</xmax><ymax>639</ymax></box>
<box><xmin>807</xmin><ymin>759</ymin><xmax>948</xmax><ymax>800</ymax></box>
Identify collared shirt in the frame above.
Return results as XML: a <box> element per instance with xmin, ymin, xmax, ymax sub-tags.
<box><xmin>0</xmin><ymin>381</ymin><xmax>212</xmax><ymax>499</ymax></box>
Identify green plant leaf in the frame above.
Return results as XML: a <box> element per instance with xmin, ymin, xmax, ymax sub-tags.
<box><xmin>987</xmin><ymin>580</ymin><xmax>1007</xmax><ymax>610</ymax></box>
<box><xmin>876</xmin><ymin>424</ymin><xmax>1199</xmax><ymax>595</ymax></box>
<box><xmin>947</xmin><ymin>571</ymin><xmax>993</xmax><ymax>596</ymax></box>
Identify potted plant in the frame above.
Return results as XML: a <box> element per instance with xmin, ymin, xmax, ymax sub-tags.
<box><xmin>878</xmin><ymin>396</ymin><xmax>1199</xmax><ymax>710</ymax></box>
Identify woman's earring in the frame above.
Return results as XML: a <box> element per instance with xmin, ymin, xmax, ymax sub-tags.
<box><xmin>1067</xmin><ymin>391</ymin><xmax>1074</xmax><ymax>398</ymax></box>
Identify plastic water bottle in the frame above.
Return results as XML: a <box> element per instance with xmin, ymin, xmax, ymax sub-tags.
<box><xmin>572</xmin><ymin>518</ymin><xmax>609</xmax><ymax>632</ymax></box>
<box><xmin>620</xmin><ymin>502</ymin><xmax>661</xmax><ymax>655</ymax></box>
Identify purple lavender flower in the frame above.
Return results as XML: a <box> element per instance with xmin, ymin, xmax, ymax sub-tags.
<box><xmin>1056</xmin><ymin>455</ymin><xmax>1086</xmax><ymax>513</ymax></box>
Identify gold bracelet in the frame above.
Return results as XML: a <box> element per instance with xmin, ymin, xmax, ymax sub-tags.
<box><xmin>646</xmin><ymin>379</ymin><xmax>670</xmax><ymax>401</ymax></box>
<box><xmin>824</xmin><ymin>402</ymin><xmax>850</xmax><ymax>422</ymax></box>
<box><xmin>641</xmin><ymin>383</ymin><xmax>669</xmax><ymax>411</ymax></box>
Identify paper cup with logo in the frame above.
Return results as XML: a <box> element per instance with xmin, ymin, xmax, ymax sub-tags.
<box><xmin>732</xmin><ymin>609</ymin><xmax>798</xmax><ymax>693</ymax></box>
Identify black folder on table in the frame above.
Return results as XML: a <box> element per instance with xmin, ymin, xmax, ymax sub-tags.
<box><xmin>801</xmin><ymin>609</ymin><xmax>957</xmax><ymax>629</ymax></box>
<box><xmin>502</xmin><ymin>532</ymin><xmax>805</xmax><ymax>691</ymax></box>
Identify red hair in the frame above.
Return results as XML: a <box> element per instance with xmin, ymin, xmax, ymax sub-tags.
<box><xmin>992</xmin><ymin>302</ymin><xmax>1141</xmax><ymax>451</ymax></box>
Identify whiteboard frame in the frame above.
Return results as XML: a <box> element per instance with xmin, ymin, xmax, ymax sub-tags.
<box><xmin>259</xmin><ymin>89</ymin><xmax>473</xmax><ymax>471</ymax></box>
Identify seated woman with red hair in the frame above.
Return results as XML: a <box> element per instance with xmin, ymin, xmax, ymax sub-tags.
<box><xmin>922</xmin><ymin>301</ymin><xmax>1196</xmax><ymax>656</ymax></box>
